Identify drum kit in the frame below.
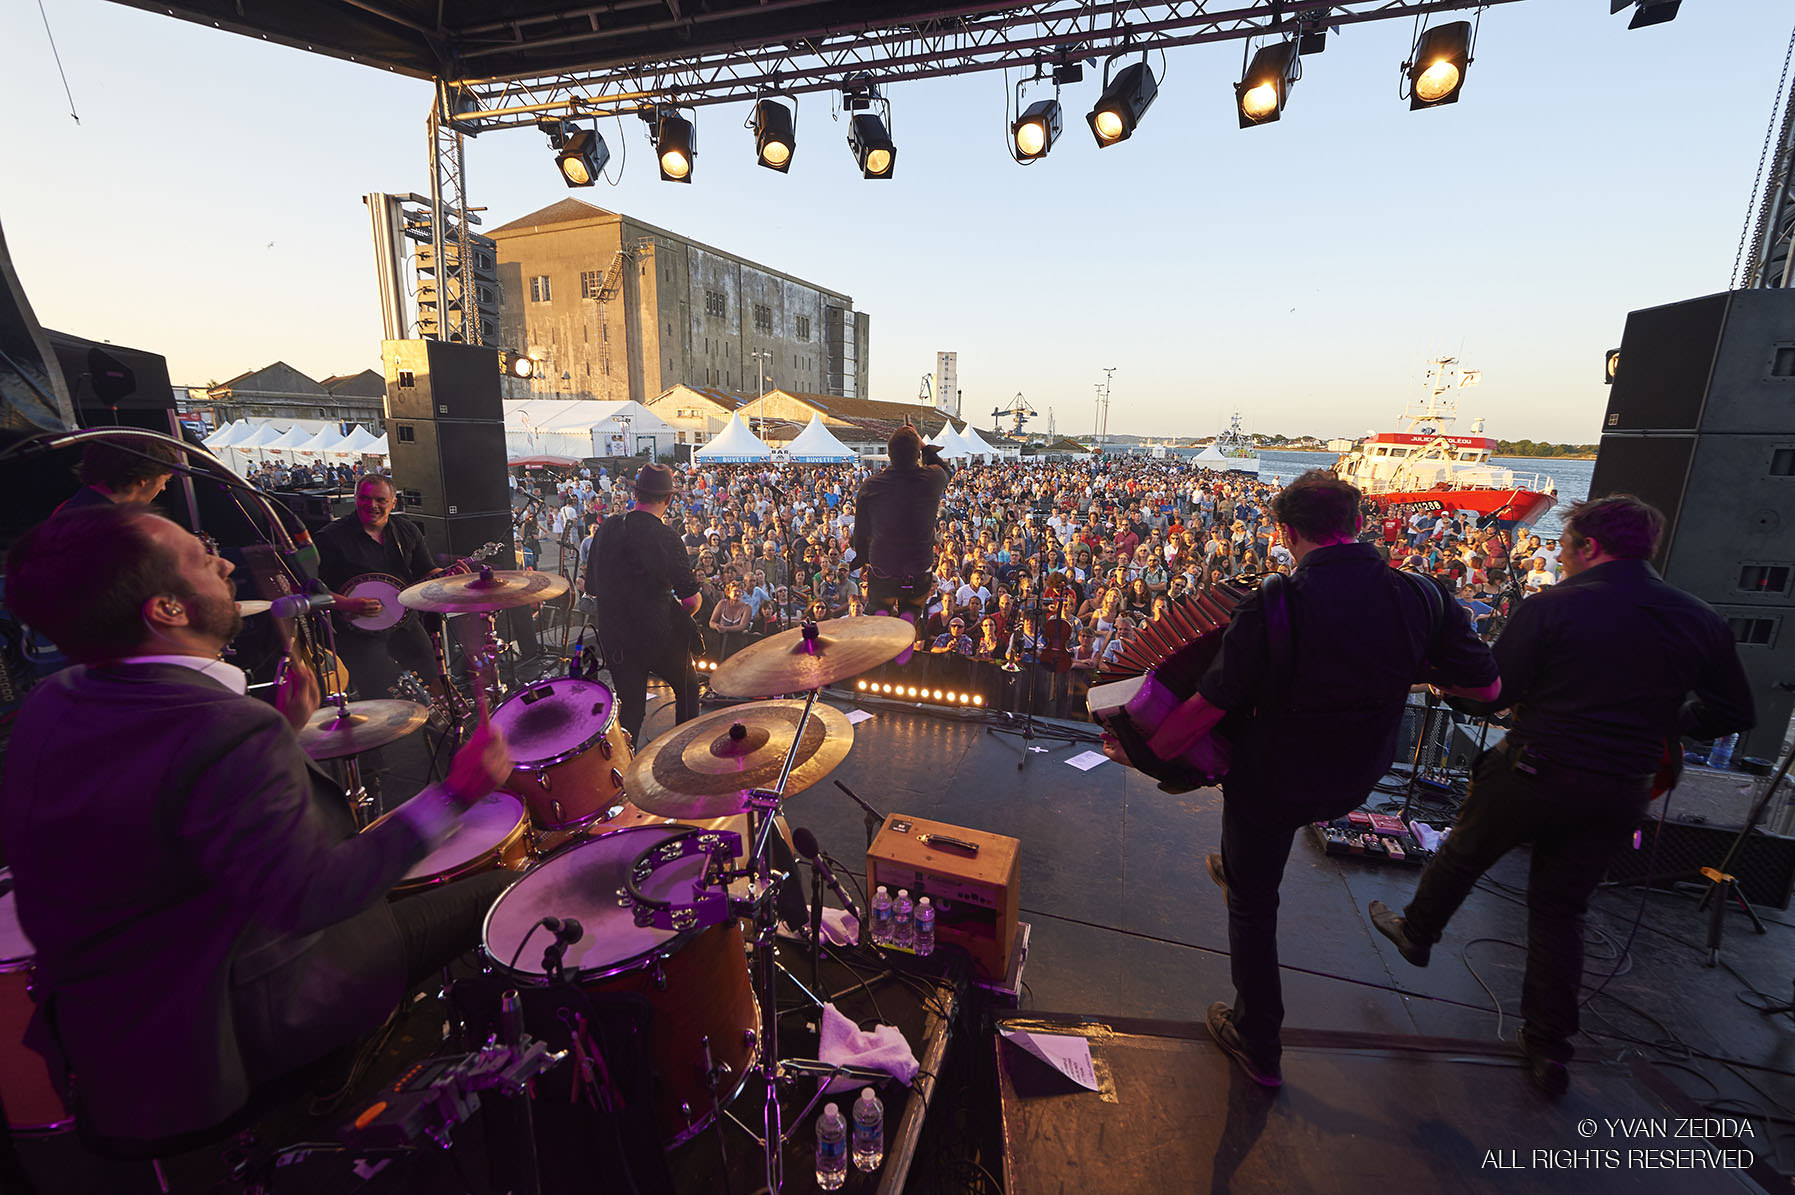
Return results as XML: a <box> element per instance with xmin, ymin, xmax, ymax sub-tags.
<box><xmin>297</xmin><ymin>569</ymin><xmax>916</xmax><ymax>1186</ymax></box>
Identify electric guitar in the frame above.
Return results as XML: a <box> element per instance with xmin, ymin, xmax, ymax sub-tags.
<box><xmin>340</xmin><ymin>543</ymin><xmax>503</xmax><ymax>631</ymax></box>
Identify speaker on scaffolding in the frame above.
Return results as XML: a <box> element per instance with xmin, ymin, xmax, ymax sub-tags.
<box><xmin>1590</xmin><ymin>288</ymin><xmax>1795</xmax><ymax>758</ymax></box>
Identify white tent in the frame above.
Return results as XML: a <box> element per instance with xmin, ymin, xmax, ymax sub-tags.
<box><xmin>786</xmin><ymin>414</ymin><xmax>857</xmax><ymax>463</ymax></box>
<box><xmin>504</xmin><ymin>399</ymin><xmax>677</xmax><ymax>461</ymax></box>
<box><xmin>958</xmin><ymin>424</ymin><xmax>1001</xmax><ymax>458</ymax></box>
<box><xmin>368</xmin><ymin>433</ymin><xmax>389</xmax><ymax>457</ymax></box>
<box><xmin>933</xmin><ymin>421</ymin><xmax>976</xmax><ymax>459</ymax></box>
<box><xmin>232</xmin><ymin>423</ymin><xmax>288</xmax><ymax>458</ymax></box>
<box><xmin>694</xmin><ymin>413</ymin><xmax>773</xmax><ymax>463</ymax></box>
<box><xmin>294</xmin><ymin>427</ymin><xmax>345</xmax><ymax>457</ymax></box>
<box><xmin>261</xmin><ymin>426</ymin><xmax>314</xmax><ymax>455</ymax></box>
<box><xmin>925</xmin><ymin>424</ymin><xmax>948</xmax><ymax>446</ymax></box>
<box><xmin>204</xmin><ymin>420</ymin><xmax>247</xmax><ymax>449</ymax></box>
<box><xmin>333</xmin><ymin>425</ymin><xmax>382</xmax><ymax>456</ymax></box>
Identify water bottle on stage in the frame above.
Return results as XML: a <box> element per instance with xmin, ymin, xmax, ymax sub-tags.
<box><xmin>852</xmin><ymin>1087</ymin><xmax>885</xmax><ymax>1172</ymax></box>
<box><xmin>816</xmin><ymin>1103</ymin><xmax>849</xmax><ymax>1190</ymax></box>
<box><xmin>915</xmin><ymin>896</ymin><xmax>935</xmax><ymax>957</ymax></box>
<box><xmin>870</xmin><ymin>885</ymin><xmax>893</xmax><ymax>945</ymax></box>
<box><xmin>893</xmin><ymin>889</ymin><xmax>915</xmax><ymax>950</ymax></box>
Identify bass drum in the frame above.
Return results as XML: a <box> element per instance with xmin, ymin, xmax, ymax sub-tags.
<box><xmin>490</xmin><ymin>678</ymin><xmax>634</xmax><ymax>831</ymax></box>
<box><xmin>0</xmin><ymin>870</ymin><xmax>72</xmax><ymax>1132</ymax></box>
<box><xmin>482</xmin><ymin>826</ymin><xmax>757</xmax><ymax>1146</ymax></box>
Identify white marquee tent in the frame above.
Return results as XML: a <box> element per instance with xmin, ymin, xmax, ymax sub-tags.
<box><xmin>785</xmin><ymin>414</ymin><xmax>857</xmax><ymax>463</ymax></box>
<box><xmin>958</xmin><ymin>424</ymin><xmax>1001</xmax><ymax>459</ymax></box>
<box><xmin>334</xmin><ymin>425</ymin><xmax>382</xmax><ymax>456</ymax></box>
<box><xmin>504</xmin><ymin>399</ymin><xmax>676</xmax><ymax>462</ymax></box>
<box><xmin>693</xmin><ymin>413</ymin><xmax>774</xmax><ymax>463</ymax></box>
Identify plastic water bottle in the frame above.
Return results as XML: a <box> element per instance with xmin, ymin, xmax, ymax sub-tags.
<box><xmin>893</xmin><ymin>889</ymin><xmax>915</xmax><ymax>950</ymax></box>
<box><xmin>1709</xmin><ymin>733</ymin><xmax>1737</xmax><ymax>771</ymax></box>
<box><xmin>914</xmin><ymin>896</ymin><xmax>936</xmax><ymax>958</ymax></box>
<box><xmin>815</xmin><ymin>1103</ymin><xmax>848</xmax><ymax>1190</ymax></box>
<box><xmin>852</xmin><ymin>1087</ymin><xmax>884</xmax><ymax>1171</ymax></box>
<box><xmin>870</xmin><ymin>885</ymin><xmax>893</xmax><ymax>945</ymax></box>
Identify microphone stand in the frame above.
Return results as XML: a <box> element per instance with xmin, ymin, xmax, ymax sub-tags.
<box><xmin>985</xmin><ymin>594</ymin><xmax>1087</xmax><ymax>768</ymax></box>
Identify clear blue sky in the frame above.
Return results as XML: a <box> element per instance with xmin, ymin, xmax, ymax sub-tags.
<box><xmin>2</xmin><ymin>1</ymin><xmax>1790</xmax><ymax>442</ymax></box>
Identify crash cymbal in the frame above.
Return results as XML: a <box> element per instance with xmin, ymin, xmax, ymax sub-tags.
<box><xmin>300</xmin><ymin>699</ymin><xmax>430</xmax><ymax>760</ymax></box>
<box><xmin>708</xmin><ymin>616</ymin><xmax>916</xmax><ymax>698</ymax></box>
<box><xmin>399</xmin><ymin>568</ymin><xmax>569</xmax><ymax>613</ymax></box>
<box><xmin>622</xmin><ymin>700</ymin><xmax>853</xmax><ymax>820</ymax></box>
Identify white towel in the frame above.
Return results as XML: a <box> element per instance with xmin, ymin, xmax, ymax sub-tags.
<box><xmin>818</xmin><ymin>1002</ymin><xmax>918</xmax><ymax>1095</ymax></box>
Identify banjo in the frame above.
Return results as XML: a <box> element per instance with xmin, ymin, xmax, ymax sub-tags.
<box><xmin>341</xmin><ymin>543</ymin><xmax>503</xmax><ymax>632</ymax></box>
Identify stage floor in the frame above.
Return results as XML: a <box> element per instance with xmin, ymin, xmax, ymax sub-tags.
<box><xmin>653</xmin><ymin>690</ymin><xmax>1793</xmax><ymax>1194</ymax></box>
<box><xmin>9</xmin><ymin>689</ymin><xmax>1791</xmax><ymax>1193</ymax></box>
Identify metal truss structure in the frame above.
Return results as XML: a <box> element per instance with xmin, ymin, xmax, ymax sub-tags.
<box><xmin>1742</xmin><ymin>47</ymin><xmax>1795</xmax><ymax>290</ymax></box>
<box><xmin>446</xmin><ymin>0</ymin><xmax>1520</xmax><ymax>131</ymax></box>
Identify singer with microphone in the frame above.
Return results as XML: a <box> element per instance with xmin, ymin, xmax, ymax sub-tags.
<box><xmin>0</xmin><ymin>504</ymin><xmax>516</xmax><ymax>1152</ymax></box>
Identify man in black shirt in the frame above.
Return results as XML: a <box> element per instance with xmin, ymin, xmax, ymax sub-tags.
<box><xmin>1144</xmin><ymin>471</ymin><xmax>1499</xmax><ymax>1088</ymax></box>
<box><xmin>585</xmin><ymin>464</ymin><xmax>701</xmax><ymax>746</ymax></box>
<box><xmin>53</xmin><ymin>437</ymin><xmax>180</xmax><ymax>515</ymax></box>
<box><xmin>1370</xmin><ymin>495</ymin><xmax>1754</xmax><ymax>1095</ymax></box>
<box><xmin>850</xmin><ymin>426</ymin><xmax>949</xmax><ymax>624</ymax></box>
<box><xmin>314</xmin><ymin>475</ymin><xmax>444</xmax><ymax>704</ymax></box>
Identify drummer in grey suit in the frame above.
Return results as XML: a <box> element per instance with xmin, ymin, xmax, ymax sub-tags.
<box><xmin>0</xmin><ymin>504</ymin><xmax>512</xmax><ymax>1151</ymax></box>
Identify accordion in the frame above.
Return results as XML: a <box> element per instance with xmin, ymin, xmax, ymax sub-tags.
<box><xmin>1087</xmin><ymin>576</ymin><xmax>1273</xmax><ymax>792</ymax></box>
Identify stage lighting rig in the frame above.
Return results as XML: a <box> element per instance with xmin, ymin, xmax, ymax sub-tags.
<box><xmin>1236</xmin><ymin>40</ymin><xmax>1300</xmax><ymax>127</ymax></box>
<box><xmin>752</xmin><ymin>98</ymin><xmax>796</xmax><ymax>172</ymax></box>
<box><xmin>1086</xmin><ymin>60</ymin><xmax>1157</xmax><ymax>148</ymax></box>
<box><xmin>1612</xmin><ymin>0</ymin><xmax>1680</xmax><ymax>29</ymax></box>
<box><xmin>1405</xmin><ymin>20</ymin><xmax>1473</xmax><ymax>110</ymax></box>
<box><xmin>557</xmin><ymin>126</ymin><xmax>609</xmax><ymax>186</ymax></box>
<box><xmin>647</xmin><ymin>108</ymin><xmax>696</xmax><ymax>182</ymax></box>
<box><xmin>1012</xmin><ymin>98</ymin><xmax>1063</xmax><ymax>163</ymax></box>
<box><xmin>847</xmin><ymin>112</ymin><xmax>896</xmax><ymax>179</ymax></box>
<box><xmin>498</xmin><ymin>349</ymin><xmax>535</xmax><ymax>379</ymax></box>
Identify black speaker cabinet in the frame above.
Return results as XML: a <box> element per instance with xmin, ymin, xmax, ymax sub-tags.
<box><xmin>45</xmin><ymin>329</ymin><xmax>175</xmax><ymax>415</ymax></box>
<box><xmin>1605</xmin><ymin>817</ymin><xmax>1795</xmax><ymax>910</ymax></box>
<box><xmin>383</xmin><ymin>339</ymin><xmax>502</xmax><ymax>421</ymax></box>
<box><xmin>385</xmin><ymin>418</ymin><xmax>510</xmax><ymax>519</ymax></box>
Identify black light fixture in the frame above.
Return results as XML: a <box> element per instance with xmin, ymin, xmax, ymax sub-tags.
<box><xmin>498</xmin><ymin>349</ymin><xmax>535</xmax><ymax>380</ymax></box>
<box><xmin>1012</xmin><ymin>98</ymin><xmax>1063</xmax><ymax>162</ymax></box>
<box><xmin>848</xmin><ymin>113</ymin><xmax>896</xmax><ymax>179</ymax></box>
<box><xmin>1236</xmin><ymin>40</ymin><xmax>1300</xmax><ymax>127</ymax></box>
<box><xmin>752</xmin><ymin>98</ymin><xmax>796</xmax><ymax>172</ymax></box>
<box><xmin>1086</xmin><ymin>60</ymin><xmax>1157</xmax><ymax>148</ymax></box>
<box><xmin>655</xmin><ymin>110</ymin><xmax>696</xmax><ymax>183</ymax></box>
<box><xmin>1613</xmin><ymin>0</ymin><xmax>1681</xmax><ymax>29</ymax></box>
<box><xmin>1604</xmin><ymin>349</ymin><xmax>1621</xmax><ymax>385</ymax></box>
<box><xmin>556</xmin><ymin>127</ymin><xmax>609</xmax><ymax>187</ymax></box>
<box><xmin>1407</xmin><ymin>21</ymin><xmax>1473</xmax><ymax>110</ymax></box>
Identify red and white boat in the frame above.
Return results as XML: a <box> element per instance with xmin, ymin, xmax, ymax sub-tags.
<box><xmin>1332</xmin><ymin>358</ymin><xmax>1557</xmax><ymax>529</ymax></box>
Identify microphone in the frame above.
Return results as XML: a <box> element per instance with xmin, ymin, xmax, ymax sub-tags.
<box><xmin>269</xmin><ymin>590</ymin><xmax>335</xmax><ymax>618</ymax></box>
<box><xmin>792</xmin><ymin>826</ymin><xmax>868</xmax><ymax>933</ymax></box>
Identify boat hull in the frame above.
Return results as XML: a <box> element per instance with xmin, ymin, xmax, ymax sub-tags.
<box><xmin>1369</xmin><ymin>487</ymin><xmax>1556</xmax><ymax>529</ymax></box>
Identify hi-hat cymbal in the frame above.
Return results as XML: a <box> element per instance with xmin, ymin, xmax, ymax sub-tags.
<box><xmin>300</xmin><ymin>699</ymin><xmax>429</xmax><ymax>760</ymax></box>
<box><xmin>399</xmin><ymin>569</ymin><xmax>569</xmax><ymax>613</ymax></box>
<box><xmin>708</xmin><ymin>616</ymin><xmax>916</xmax><ymax>698</ymax></box>
<box><xmin>622</xmin><ymin>700</ymin><xmax>853</xmax><ymax>820</ymax></box>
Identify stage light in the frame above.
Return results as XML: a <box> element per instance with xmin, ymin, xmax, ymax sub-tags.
<box><xmin>1613</xmin><ymin>0</ymin><xmax>1680</xmax><ymax>29</ymax></box>
<box><xmin>857</xmin><ymin>679</ymin><xmax>868</xmax><ymax>690</ymax></box>
<box><xmin>882</xmin><ymin>683</ymin><xmax>893</xmax><ymax>694</ymax></box>
<box><xmin>752</xmin><ymin>98</ymin><xmax>796</xmax><ymax>172</ymax></box>
<box><xmin>1086</xmin><ymin>61</ymin><xmax>1157</xmax><ymax>148</ymax></box>
<box><xmin>848</xmin><ymin>113</ymin><xmax>896</xmax><ymax>179</ymax></box>
<box><xmin>1236</xmin><ymin>41</ymin><xmax>1300</xmax><ymax>127</ymax></box>
<box><xmin>557</xmin><ymin>127</ymin><xmax>610</xmax><ymax>186</ymax></box>
<box><xmin>498</xmin><ymin>350</ymin><xmax>534</xmax><ymax>379</ymax></box>
<box><xmin>972</xmin><ymin>694</ymin><xmax>985</xmax><ymax>706</ymax></box>
<box><xmin>1605</xmin><ymin>349</ymin><xmax>1621</xmax><ymax>385</ymax></box>
<box><xmin>1407</xmin><ymin>21</ymin><xmax>1472</xmax><ymax>110</ymax></box>
<box><xmin>932</xmin><ymin>689</ymin><xmax>943</xmax><ymax>700</ymax></box>
<box><xmin>1012</xmin><ymin>99</ymin><xmax>1063</xmax><ymax>162</ymax></box>
<box><xmin>656</xmin><ymin>112</ymin><xmax>696</xmax><ymax>182</ymax></box>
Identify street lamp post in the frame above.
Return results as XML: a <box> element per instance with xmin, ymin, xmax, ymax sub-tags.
<box><xmin>1098</xmin><ymin>368</ymin><xmax>1116</xmax><ymax>455</ymax></box>
<box><xmin>750</xmin><ymin>349</ymin><xmax>772</xmax><ymax>438</ymax></box>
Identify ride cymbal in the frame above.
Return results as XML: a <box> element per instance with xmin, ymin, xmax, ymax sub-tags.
<box><xmin>399</xmin><ymin>569</ymin><xmax>569</xmax><ymax>613</ymax></box>
<box><xmin>708</xmin><ymin>616</ymin><xmax>916</xmax><ymax>698</ymax></box>
<box><xmin>621</xmin><ymin>700</ymin><xmax>853</xmax><ymax>819</ymax></box>
<box><xmin>300</xmin><ymin>699</ymin><xmax>430</xmax><ymax>760</ymax></box>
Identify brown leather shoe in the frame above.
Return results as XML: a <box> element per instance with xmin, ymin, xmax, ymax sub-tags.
<box><xmin>1205</xmin><ymin>1002</ymin><xmax>1281</xmax><ymax>1088</ymax></box>
<box><xmin>1369</xmin><ymin>900</ymin><xmax>1431</xmax><ymax>967</ymax></box>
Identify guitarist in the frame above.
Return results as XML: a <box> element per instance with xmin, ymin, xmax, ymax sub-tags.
<box><xmin>313</xmin><ymin>475</ymin><xmax>451</xmax><ymax>709</ymax></box>
<box><xmin>584</xmin><ymin>464</ymin><xmax>701</xmax><ymax>747</ymax></box>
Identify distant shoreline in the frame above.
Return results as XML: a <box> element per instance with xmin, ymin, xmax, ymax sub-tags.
<box><xmin>1249</xmin><ymin>448</ymin><xmax>1599</xmax><ymax>461</ymax></box>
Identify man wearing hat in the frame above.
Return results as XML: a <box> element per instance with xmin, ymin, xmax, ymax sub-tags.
<box><xmin>584</xmin><ymin>464</ymin><xmax>702</xmax><ymax>746</ymax></box>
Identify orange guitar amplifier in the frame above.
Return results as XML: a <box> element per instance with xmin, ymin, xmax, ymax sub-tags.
<box><xmin>867</xmin><ymin>814</ymin><xmax>1019</xmax><ymax>980</ymax></box>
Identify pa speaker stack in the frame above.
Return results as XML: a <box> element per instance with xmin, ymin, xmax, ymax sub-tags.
<box><xmin>381</xmin><ymin>339</ymin><xmax>537</xmax><ymax>654</ymax></box>
<box><xmin>1590</xmin><ymin>288</ymin><xmax>1795</xmax><ymax>760</ymax></box>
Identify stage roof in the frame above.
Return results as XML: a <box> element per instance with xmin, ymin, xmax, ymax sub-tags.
<box><xmin>103</xmin><ymin>1</ymin><xmax>1031</xmax><ymax>84</ymax></box>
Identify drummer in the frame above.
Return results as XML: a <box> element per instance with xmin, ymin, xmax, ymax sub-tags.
<box><xmin>0</xmin><ymin>505</ymin><xmax>515</xmax><ymax>1151</ymax></box>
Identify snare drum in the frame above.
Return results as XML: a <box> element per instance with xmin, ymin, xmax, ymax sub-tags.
<box><xmin>491</xmin><ymin>679</ymin><xmax>634</xmax><ymax>831</ymax></box>
<box><xmin>0</xmin><ymin>871</ymin><xmax>72</xmax><ymax>1133</ymax></box>
<box><xmin>366</xmin><ymin>792</ymin><xmax>533</xmax><ymax>895</ymax></box>
<box><xmin>482</xmin><ymin>827</ymin><xmax>758</xmax><ymax>1145</ymax></box>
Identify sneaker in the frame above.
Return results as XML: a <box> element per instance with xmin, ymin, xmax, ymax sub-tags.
<box><xmin>1205</xmin><ymin>1002</ymin><xmax>1282</xmax><ymax>1088</ymax></box>
<box><xmin>1515</xmin><ymin>1029</ymin><xmax>1569</xmax><ymax>1097</ymax></box>
<box><xmin>1206</xmin><ymin>853</ymin><xmax>1229</xmax><ymax>902</ymax></box>
<box><xmin>1368</xmin><ymin>900</ymin><xmax>1431</xmax><ymax>968</ymax></box>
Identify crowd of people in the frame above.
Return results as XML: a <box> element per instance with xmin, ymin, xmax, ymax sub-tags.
<box><xmin>242</xmin><ymin>458</ymin><xmax>374</xmax><ymax>491</ymax></box>
<box><xmin>508</xmin><ymin>452</ymin><xmax>1559</xmax><ymax>715</ymax></box>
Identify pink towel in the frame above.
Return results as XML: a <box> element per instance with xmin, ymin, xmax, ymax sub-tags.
<box><xmin>818</xmin><ymin>1003</ymin><xmax>918</xmax><ymax>1094</ymax></box>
